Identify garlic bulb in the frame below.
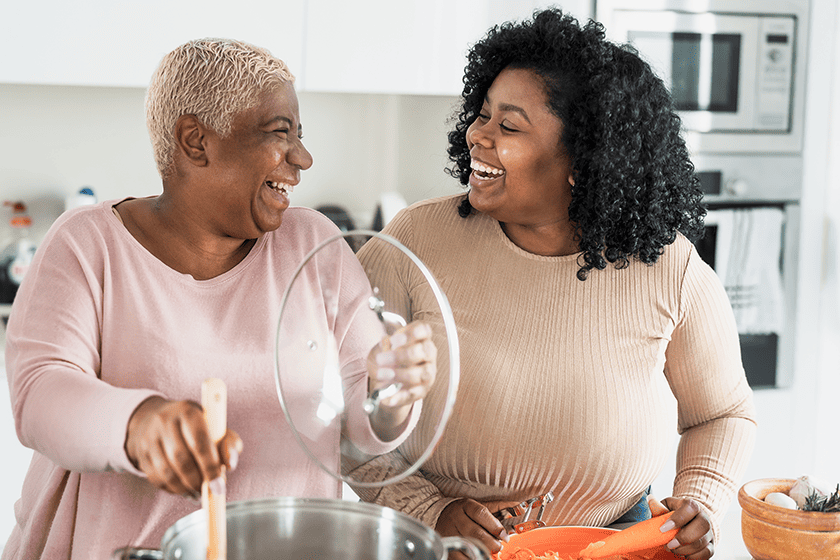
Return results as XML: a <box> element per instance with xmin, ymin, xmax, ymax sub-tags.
<box><xmin>788</xmin><ymin>476</ymin><xmax>834</xmax><ymax>509</ymax></box>
<box><xmin>765</xmin><ymin>492</ymin><xmax>798</xmax><ymax>509</ymax></box>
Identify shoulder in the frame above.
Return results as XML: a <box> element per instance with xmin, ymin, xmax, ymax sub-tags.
<box><xmin>655</xmin><ymin>232</ymin><xmax>704</xmax><ymax>272</ymax></box>
<box><xmin>400</xmin><ymin>194</ymin><xmax>466</xmax><ymax>222</ymax></box>
<box><xmin>618</xmin><ymin>232</ymin><xmax>712</xmax><ymax>292</ymax></box>
<box><xmin>656</xmin><ymin>232</ymin><xmax>725</xmax><ymax>302</ymax></box>
<box><xmin>653</xmin><ymin>232</ymin><xmax>711</xmax><ymax>276</ymax></box>
<box><xmin>386</xmin><ymin>194</ymin><xmax>476</xmax><ymax>237</ymax></box>
<box><xmin>39</xmin><ymin>198</ymin><xmax>129</xmax><ymax>251</ymax></box>
<box><xmin>275</xmin><ymin>206</ymin><xmax>342</xmax><ymax>239</ymax></box>
<box><xmin>266</xmin><ymin>206</ymin><xmax>352</xmax><ymax>258</ymax></box>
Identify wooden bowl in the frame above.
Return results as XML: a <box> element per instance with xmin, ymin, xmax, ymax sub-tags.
<box><xmin>738</xmin><ymin>478</ymin><xmax>840</xmax><ymax>560</ymax></box>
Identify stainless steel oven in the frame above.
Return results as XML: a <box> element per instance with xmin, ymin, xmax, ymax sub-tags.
<box><xmin>597</xmin><ymin>0</ymin><xmax>810</xmax><ymax>388</ymax></box>
<box><xmin>688</xmin><ymin>153</ymin><xmax>802</xmax><ymax>388</ymax></box>
<box><xmin>596</xmin><ymin>0</ymin><xmax>809</xmax><ymax>154</ymax></box>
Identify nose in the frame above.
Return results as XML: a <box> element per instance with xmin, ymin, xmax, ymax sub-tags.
<box><xmin>466</xmin><ymin>118</ymin><xmax>493</xmax><ymax>149</ymax></box>
<box><xmin>290</xmin><ymin>139</ymin><xmax>313</xmax><ymax>171</ymax></box>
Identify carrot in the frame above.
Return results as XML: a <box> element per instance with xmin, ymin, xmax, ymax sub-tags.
<box><xmin>578</xmin><ymin>512</ymin><xmax>678</xmax><ymax>558</ymax></box>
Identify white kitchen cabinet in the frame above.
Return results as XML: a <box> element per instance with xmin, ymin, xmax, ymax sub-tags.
<box><xmin>1</xmin><ymin>0</ymin><xmax>593</xmax><ymax>94</ymax></box>
<box><xmin>1</xmin><ymin>0</ymin><xmax>306</xmax><ymax>88</ymax></box>
<box><xmin>301</xmin><ymin>0</ymin><xmax>595</xmax><ymax>95</ymax></box>
<box><xmin>301</xmin><ymin>0</ymin><xmax>488</xmax><ymax>94</ymax></box>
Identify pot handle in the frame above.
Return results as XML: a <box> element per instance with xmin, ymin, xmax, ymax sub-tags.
<box><xmin>441</xmin><ymin>536</ymin><xmax>492</xmax><ymax>560</ymax></box>
<box><xmin>111</xmin><ymin>547</ymin><xmax>164</xmax><ymax>560</ymax></box>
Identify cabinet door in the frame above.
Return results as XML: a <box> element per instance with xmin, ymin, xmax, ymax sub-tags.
<box><xmin>302</xmin><ymin>0</ymin><xmax>489</xmax><ymax>95</ymax></box>
<box><xmin>301</xmin><ymin>0</ymin><xmax>594</xmax><ymax>95</ymax></box>
<box><xmin>2</xmin><ymin>0</ymin><xmax>306</xmax><ymax>88</ymax></box>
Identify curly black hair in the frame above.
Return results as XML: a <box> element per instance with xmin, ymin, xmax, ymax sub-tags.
<box><xmin>447</xmin><ymin>8</ymin><xmax>705</xmax><ymax>280</ymax></box>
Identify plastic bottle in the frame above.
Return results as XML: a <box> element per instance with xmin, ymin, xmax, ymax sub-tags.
<box><xmin>0</xmin><ymin>201</ymin><xmax>38</xmax><ymax>304</ymax></box>
<box><xmin>65</xmin><ymin>186</ymin><xmax>97</xmax><ymax>212</ymax></box>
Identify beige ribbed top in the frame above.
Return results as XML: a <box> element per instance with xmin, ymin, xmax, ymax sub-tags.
<box><xmin>351</xmin><ymin>194</ymin><xmax>756</xmax><ymax>540</ymax></box>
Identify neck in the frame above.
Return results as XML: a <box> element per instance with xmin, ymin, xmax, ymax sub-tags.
<box><xmin>117</xmin><ymin>195</ymin><xmax>256</xmax><ymax>280</ymax></box>
<box><xmin>500</xmin><ymin>221</ymin><xmax>579</xmax><ymax>256</ymax></box>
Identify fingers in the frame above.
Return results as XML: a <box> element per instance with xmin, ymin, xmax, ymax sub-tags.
<box><xmin>180</xmin><ymin>409</ymin><xmax>221</xmax><ymax>488</ymax></box>
<box><xmin>373</xmin><ymin>321</ymin><xmax>436</xmax><ymax>405</ymax></box>
<box><xmin>143</xmin><ymin>435</ymin><xmax>201</xmax><ymax>497</ymax></box>
<box><xmin>659</xmin><ymin>497</ymin><xmax>715</xmax><ymax>560</ymax></box>
<box><xmin>125</xmin><ymin>397</ymin><xmax>236</xmax><ymax>498</ymax></box>
<box><xmin>462</xmin><ymin>500</ymin><xmax>509</xmax><ymax>544</ymax></box>
<box><xmin>647</xmin><ymin>494</ymin><xmax>670</xmax><ymax>517</ymax></box>
<box><xmin>437</xmin><ymin>499</ymin><xmax>508</xmax><ymax>556</ymax></box>
<box><xmin>219</xmin><ymin>430</ymin><xmax>243</xmax><ymax>472</ymax></box>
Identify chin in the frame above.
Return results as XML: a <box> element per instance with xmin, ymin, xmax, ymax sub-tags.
<box><xmin>468</xmin><ymin>191</ymin><xmax>495</xmax><ymax>216</ymax></box>
<box><xmin>255</xmin><ymin>208</ymin><xmax>286</xmax><ymax>234</ymax></box>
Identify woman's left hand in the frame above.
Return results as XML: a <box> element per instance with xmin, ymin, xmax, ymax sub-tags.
<box><xmin>649</xmin><ymin>496</ymin><xmax>715</xmax><ymax>559</ymax></box>
<box><xmin>366</xmin><ymin>321</ymin><xmax>436</xmax><ymax>440</ymax></box>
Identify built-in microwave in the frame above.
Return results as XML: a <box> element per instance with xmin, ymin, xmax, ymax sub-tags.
<box><xmin>596</xmin><ymin>0</ymin><xmax>809</xmax><ymax>154</ymax></box>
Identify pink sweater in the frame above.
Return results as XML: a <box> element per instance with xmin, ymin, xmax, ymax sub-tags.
<box><xmin>3</xmin><ymin>200</ymin><xmax>405</xmax><ymax>559</ymax></box>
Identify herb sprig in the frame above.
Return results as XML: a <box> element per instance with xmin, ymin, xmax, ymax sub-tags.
<box><xmin>802</xmin><ymin>484</ymin><xmax>840</xmax><ymax>513</ymax></box>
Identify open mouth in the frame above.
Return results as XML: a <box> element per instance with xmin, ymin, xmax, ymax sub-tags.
<box><xmin>470</xmin><ymin>160</ymin><xmax>505</xmax><ymax>180</ymax></box>
<box><xmin>266</xmin><ymin>181</ymin><xmax>294</xmax><ymax>196</ymax></box>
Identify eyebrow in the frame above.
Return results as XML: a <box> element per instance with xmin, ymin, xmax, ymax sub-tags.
<box><xmin>266</xmin><ymin>116</ymin><xmax>304</xmax><ymax>135</ymax></box>
<box><xmin>485</xmin><ymin>95</ymin><xmax>532</xmax><ymax>124</ymax></box>
<box><xmin>266</xmin><ymin>116</ymin><xmax>293</xmax><ymax>127</ymax></box>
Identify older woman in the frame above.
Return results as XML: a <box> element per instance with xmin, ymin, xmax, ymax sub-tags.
<box><xmin>352</xmin><ymin>9</ymin><xmax>756</xmax><ymax>560</ymax></box>
<box><xmin>3</xmin><ymin>38</ymin><xmax>435</xmax><ymax>559</ymax></box>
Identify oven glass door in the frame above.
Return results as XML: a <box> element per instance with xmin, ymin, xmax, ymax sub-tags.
<box><xmin>639</xmin><ymin>31</ymin><xmax>741</xmax><ymax>113</ymax></box>
<box><xmin>611</xmin><ymin>11</ymin><xmax>760</xmax><ymax>132</ymax></box>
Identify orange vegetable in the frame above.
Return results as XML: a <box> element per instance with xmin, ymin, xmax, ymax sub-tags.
<box><xmin>578</xmin><ymin>512</ymin><xmax>678</xmax><ymax>559</ymax></box>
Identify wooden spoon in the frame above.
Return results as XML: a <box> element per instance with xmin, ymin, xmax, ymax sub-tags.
<box><xmin>201</xmin><ymin>378</ymin><xmax>227</xmax><ymax>560</ymax></box>
<box><xmin>579</xmin><ymin>512</ymin><xmax>678</xmax><ymax>558</ymax></box>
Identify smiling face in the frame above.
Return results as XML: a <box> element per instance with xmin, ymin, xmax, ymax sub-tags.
<box><xmin>200</xmin><ymin>80</ymin><xmax>313</xmax><ymax>238</ymax></box>
<box><xmin>466</xmin><ymin>66</ymin><xmax>575</xmax><ymax>229</ymax></box>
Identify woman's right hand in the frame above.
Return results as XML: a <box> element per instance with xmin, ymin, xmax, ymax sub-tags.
<box><xmin>124</xmin><ymin>396</ymin><xmax>243</xmax><ymax>498</ymax></box>
<box><xmin>436</xmin><ymin>498</ymin><xmax>509</xmax><ymax>558</ymax></box>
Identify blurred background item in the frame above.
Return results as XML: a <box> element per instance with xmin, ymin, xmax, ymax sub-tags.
<box><xmin>64</xmin><ymin>186</ymin><xmax>97</xmax><ymax>212</ymax></box>
<box><xmin>0</xmin><ymin>201</ymin><xmax>37</xmax><ymax>307</ymax></box>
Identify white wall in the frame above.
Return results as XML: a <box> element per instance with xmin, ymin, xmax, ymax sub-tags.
<box><xmin>0</xmin><ymin>84</ymin><xmax>462</xmax><ymax>248</ymax></box>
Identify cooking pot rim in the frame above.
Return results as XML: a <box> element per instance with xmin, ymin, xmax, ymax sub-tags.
<box><xmin>161</xmin><ymin>496</ymin><xmax>440</xmax><ymax>546</ymax></box>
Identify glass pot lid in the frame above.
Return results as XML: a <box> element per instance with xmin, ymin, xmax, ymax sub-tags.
<box><xmin>274</xmin><ymin>229</ymin><xmax>459</xmax><ymax>488</ymax></box>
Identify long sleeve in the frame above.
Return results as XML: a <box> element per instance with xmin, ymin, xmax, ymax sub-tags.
<box><xmin>348</xmin><ymin>452</ymin><xmax>460</xmax><ymax>528</ymax></box>
<box><xmin>664</xmin><ymin>249</ymin><xmax>757</xmax><ymax>541</ymax></box>
<box><xmin>6</xmin><ymin>208</ymin><xmax>160</xmax><ymax>475</ymax></box>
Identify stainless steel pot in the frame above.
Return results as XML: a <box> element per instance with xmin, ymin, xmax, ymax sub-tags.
<box><xmin>112</xmin><ymin>497</ymin><xmax>490</xmax><ymax>560</ymax></box>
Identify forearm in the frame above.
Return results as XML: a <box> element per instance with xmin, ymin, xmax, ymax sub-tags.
<box><xmin>347</xmin><ymin>453</ymin><xmax>458</xmax><ymax>528</ymax></box>
<box><xmin>9</xmin><ymin>360</ymin><xmax>160</xmax><ymax>474</ymax></box>
<box><xmin>673</xmin><ymin>415</ymin><xmax>757</xmax><ymax>541</ymax></box>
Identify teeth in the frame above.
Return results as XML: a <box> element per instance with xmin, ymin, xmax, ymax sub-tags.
<box><xmin>267</xmin><ymin>181</ymin><xmax>294</xmax><ymax>194</ymax></box>
<box><xmin>470</xmin><ymin>160</ymin><xmax>504</xmax><ymax>176</ymax></box>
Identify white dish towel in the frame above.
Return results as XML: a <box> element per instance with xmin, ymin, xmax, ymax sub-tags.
<box><xmin>719</xmin><ymin>207</ymin><xmax>786</xmax><ymax>335</ymax></box>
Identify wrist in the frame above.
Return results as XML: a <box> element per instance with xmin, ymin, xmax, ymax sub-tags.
<box><xmin>124</xmin><ymin>396</ymin><xmax>167</xmax><ymax>466</ymax></box>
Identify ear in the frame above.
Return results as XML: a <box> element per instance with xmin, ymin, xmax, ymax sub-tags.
<box><xmin>173</xmin><ymin>114</ymin><xmax>209</xmax><ymax>168</ymax></box>
<box><xmin>568</xmin><ymin>173</ymin><xmax>575</xmax><ymax>187</ymax></box>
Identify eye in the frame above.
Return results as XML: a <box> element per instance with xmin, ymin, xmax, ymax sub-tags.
<box><xmin>500</xmin><ymin>122</ymin><xmax>518</xmax><ymax>132</ymax></box>
<box><xmin>476</xmin><ymin>112</ymin><xmax>490</xmax><ymax>122</ymax></box>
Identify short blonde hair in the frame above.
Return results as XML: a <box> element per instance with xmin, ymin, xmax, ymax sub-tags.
<box><xmin>145</xmin><ymin>38</ymin><xmax>295</xmax><ymax>177</ymax></box>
